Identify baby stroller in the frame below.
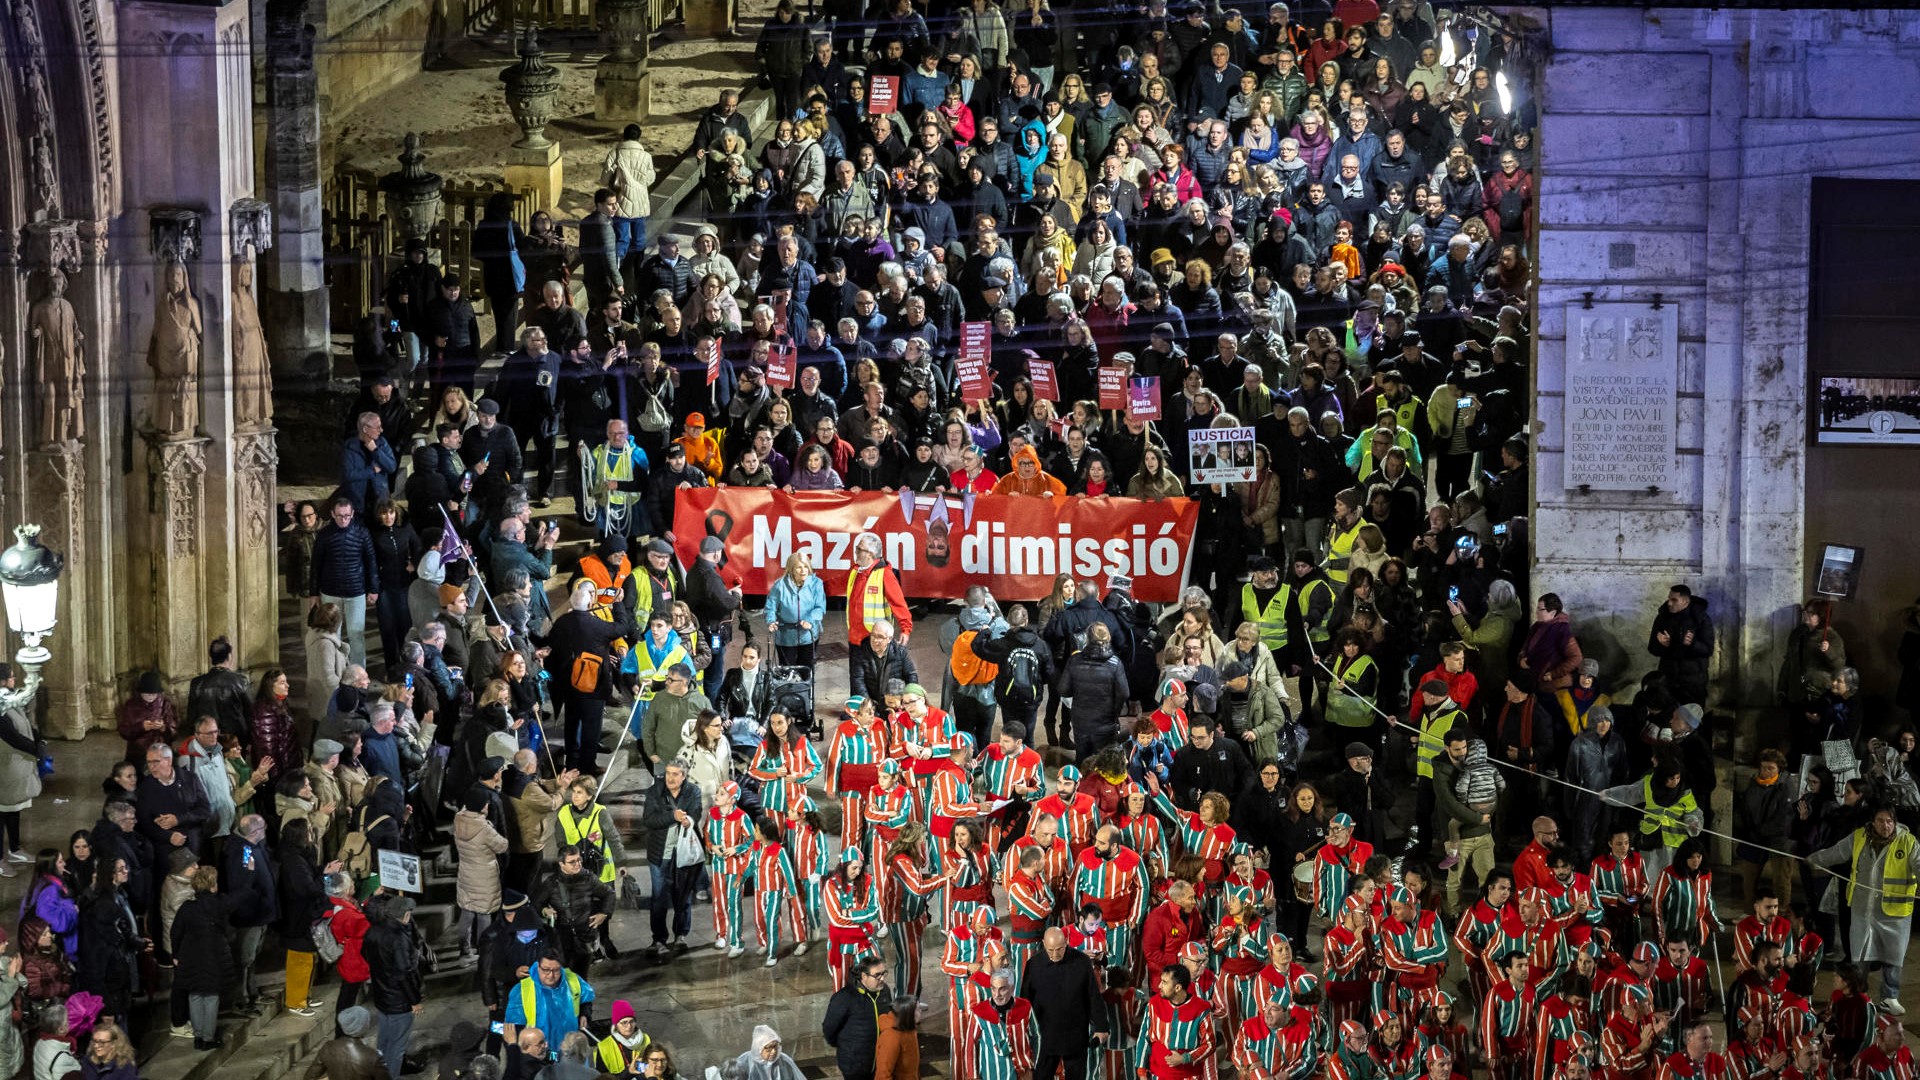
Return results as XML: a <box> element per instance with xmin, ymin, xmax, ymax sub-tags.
<box><xmin>769</xmin><ymin>665</ymin><xmax>816</xmax><ymax>738</ymax></box>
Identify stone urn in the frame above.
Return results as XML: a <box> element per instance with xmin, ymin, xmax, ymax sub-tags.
<box><xmin>500</xmin><ymin>30</ymin><xmax>562</xmax><ymax>151</ymax></box>
<box><xmin>378</xmin><ymin>132</ymin><xmax>444</xmax><ymax>240</ymax></box>
<box><xmin>599</xmin><ymin>0</ymin><xmax>650</xmax><ymax>62</ymax></box>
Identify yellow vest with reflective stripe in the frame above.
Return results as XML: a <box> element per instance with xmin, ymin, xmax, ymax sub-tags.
<box><xmin>1242</xmin><ymin>584</ymin><xmax>1291</xmax><ymax>650</ymax></box>
<box><xmin>1326</xmin><ymin>519</ymin><xmax>1365</xmax><ymax>584</ymax></box>
<box><xmin>848</xmin><ymin>565</ymin><xmax>892</xmax><ymax>635</ymax></box>
<box><xmin>1637</xmin><ymin>777</ymin><xmax>1698</xmax><ymax>850</ymax></box>
<box><xmin>559</xmin><ymin>803</ymin><xmax>618</xmax><ymax>883</ymax></box>
<box><xmin>1415</xmin><ymin>706</ymin><xmax>1464</xmax><ymax>779</ymax></box>
<box><xmin>518</xmin><ymin>969</ymin><xmax>583</xmax><ymax>1036</ymax></box>
<box><xmin>597</xmin><ymin>1032</ymin><xmax>649</xmax><ymax>1075</ymax></box>
<box><xmin>1282</xmin><ymin>577</ymin><xmax>1337</xmax><ymax>645</ymax></box>
<box><xmin>1847</xmin><ymin>827</ymin><xmax>1918</xmax><ymax>918</ymax></box>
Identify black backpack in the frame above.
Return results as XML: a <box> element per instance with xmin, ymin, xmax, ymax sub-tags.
<box><xmin>1004</xmin><ymin>647</ymin><xmax>1042</xmax><ymax>705</ymax></box>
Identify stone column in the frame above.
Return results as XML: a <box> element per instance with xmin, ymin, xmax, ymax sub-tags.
<box><xmin>260</xmin><ymin>0</ymin><xmax>331</xmax><ymax>387</ymax></box>
<box><xmin>144</xmin><ymin>433</ymin><xmax>214</xmax><ymax>683</ymax></box>
<box><xmin>15</xmin><ymin>220</ymin><xmax>94</xmax><ymax>738</ymax></box>
<box><xmin>594</xmin><ymin>0</ymin><xmax>652</xmax><ymax>122</ymax></box>
<box><xmin>233</xmin><ymin>431</ymin><xmax>280</xmax><ymax>673</ymax></box>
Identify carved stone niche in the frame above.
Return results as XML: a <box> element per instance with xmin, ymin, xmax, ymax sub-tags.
<box><xmin>150</xmin><ymin>207</ymin><xmax>203</xmax><ymax>265</ymax></box>
<box><xmin>230</xmin><ymin>198</ymin><xmax>274</xmax><ymax>258</ymax></box>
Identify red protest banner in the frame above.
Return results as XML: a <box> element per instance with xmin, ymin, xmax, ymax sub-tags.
<box><xmin>1127</xmin><ymin>376</ymin><xmax>1161</xmax><ymax>420</ymax></box>
<box><xmin>869</xmin><ymin>75</ymin><xmax>899</xmax><ymax>114</ymax></box>
<box><xmin>766</xmin><ymin>339</ymin><xmax>796</xmax><ymax>389</ymax></box>
<box><xmin>958</xmin><ymin>355</ymin><xmax>993</xmax><ymax>402</ymax></box>
<box><xmin>1029</xmin><ymin>358</ymin><xmax>1058</xmax><ymax>401</ymax></box>
<box><xmin>674</xmin><ymin>488</ymin><xmax>1198</xmax><ymax>602</ymax></box>
<box><xmin>1098</xmin><ymin>365</ymin><xmax>1128</xmax><ymax>409</ymax></box>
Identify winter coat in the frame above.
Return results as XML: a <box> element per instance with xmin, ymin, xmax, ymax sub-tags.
<box><xmin>639</xmin><ymin>777</ymin><xmax>705</xmax><ymax>864</ymax></box>
<box><xmin>0</xmin><ymin>700</ymin><xmax>43</xmax><ymax>813</ymax></box>
<box><xmin>327</xmin><ymin>896</ymin><xmax>373</xmax><ymax>984</ymax></box>
<box><xmin>17</xmin><ymin>917</ymin><xmax>71</xmax><ymax>1003</ymax></box>
<box><xmin>509</xmin><ymin>775</ymin><xmax>565</xmax><ymax>857</ymax></box>
<box><xmin>222</xmin><ymin>835</ymin><xmax>278</xmax><ymax>928</ymax></box>
<box><xmin>115</xmin><ymin>693</ymin><xmax>178</xmax><ymax>764</ymax></box>
<box><xmin>1777</xmin><ymin>622</ymin><xmax>1845</xmax><ymax>705</ymax></box>
<box><xmin>1563</xmin><ymin>728</ymin><xmax>1627</xmax><ymax>836</ymax></box>
<box><xmin>1055</xmin><ymin>642</ymin><xmax>1132</xmax><ymax>749</ymax></box>
<box><xmin>1735</xmin><ymin>773</ymin><xmax>1797</xmax><ymax>856</ymax></box>
<box><xmin>277</xmin><ymin>847</ymin><xmax>329</xmax><ymax>951</ymax></box>
<box><xmin>765</xmin><ymin>574</ymin><xmax>827</xmax><ymax>647</ymax></box>
<box><xmin>1647</xmin><ymin>598</ymin><xmax>1715</xmax><ymax>704</ymax></box>
<box><xmin>169</xmin><ymin>892</ymin><xmax>234</xmax><ymax>995</ymax></box>
<box><xmin>454</xmin><ymin>808</ymin><xmax>510</xmax><ymax>913</ymax></box>
<box><xmin>601</xmin><ymin>139</ymin><xmax>657</xmax><ymax>219</ymax></box>
<box><xmin>364</xmin><ymin>915</ymin><xmax>423</xmax><ymax>1015</ymax></box>
<box><xmin>1519</xmin><ymin>613</ymin><xmax>1582</xmax><ymax>692</ymax></box>
<box><xmin>0</xmin><ymin>970</ymin><xmax>22</xmax><ymax>1079</ymax></box>
<box><xmin>76</xmin><ymin>889</ymin><xmax>139</xmax><ymax>1015</ymax></box>
<box><xmin>305</xmin><ymin>626</ymin><xmax>351</xmax><ymax>722</ymax></box>
<box><xmin>309</xmin><ymin>521</ymin><xmax>379</xmax><ymax>598</ymax></box>
<box><xmin>252</xmin><ymin>696</ymin><xmax>300</xmax><ymax>779</ymax></box>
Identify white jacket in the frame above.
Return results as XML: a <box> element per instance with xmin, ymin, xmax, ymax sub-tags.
<box><xmin>602</xmin><ymin>140</ymin><xmax>657</xmax><ymax>218</ymax></box>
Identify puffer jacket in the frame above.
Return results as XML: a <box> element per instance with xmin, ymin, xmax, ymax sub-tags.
<box><xmin>327</xmin><ymin>896</ymin><xmax>373</xmax><ymax>984</ymax></box>
<box><xmin>454</xmin><ymin>808</ymin><xmax>510</xmax><ymax>913</ymax></box>
<box><xmin>1055</xmin><ymin>641</ymin><xmax>1131</xmax><ymax>749</ymax></box>
<box><xmin>363</xmin><ymin>908</ymin><xmax>423</xmax><ymax>1014</ymax></box>
<box><xmin>532</xmin><ymin>867</ymin><xmax>612</xmax><ymax>936</ymax></box>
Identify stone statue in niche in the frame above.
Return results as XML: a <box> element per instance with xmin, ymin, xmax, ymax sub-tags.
<box><xmin>29</xmin><ymin>268</ymin><xmax>85</xmax><ymax>444</ymax></box>
<box><xmin>231</xmin><ymin>254</ymin><xmax>273</xmax><ymax>427</ymax></box>
<box><xmin>147</xmin><ymin>259</ymin><xmax>203</xmax><ymax>436</ymax></box>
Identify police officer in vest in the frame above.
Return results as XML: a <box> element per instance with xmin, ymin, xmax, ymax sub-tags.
<box><xmin>1809</xmin><ymin>805</ymin><xmax>1917</xmax><ymax>1015</ymax></box>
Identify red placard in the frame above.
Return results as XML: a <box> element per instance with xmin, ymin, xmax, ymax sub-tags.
<box><xmin>957</xmin><ymin>355</ymin><xmax>992</xmax><ymax>402</ymax></box>
<box><xmin>674</xmin><ymin>488</ymin><xmax>1200</xmax><ymax>602</ymax></box>
<box><xmin>958</xmin><ymin>321</ymin><xmax>990</xmax><ymax>362</ymax></box>
<box><xmin>1127</xmin><ymin>376</ymin><xmax>1161</xmax><ymax>420</ymax></box>
<box><xmin>1029</xmin><ymin>358</ymin><xmax>1058</xmax><ymax>401</ymax></box>
<box><xmin>766</xmin><ymin>339</ymin><xmax>796</xmax><ymax>389</ymax></box>
<box><xmin>869</xmin><ymin>75</ymin><xmax>899</xmax><ymax>114</ymax></box>
<box><xmin>704</xmin><ymin>339</ymin><xmax>721</xmax><ymax>385</ymax></box>
<box><xmin>1098</xmin><ymin>365</ymin><xmax>1128</xmax><ymax>409</ymax></box>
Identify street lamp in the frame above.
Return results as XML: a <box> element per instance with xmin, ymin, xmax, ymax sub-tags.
<box><xmin>0</xmin><ymin>524</ymin><xmax>65</xmax><ymax>699</ymax></box>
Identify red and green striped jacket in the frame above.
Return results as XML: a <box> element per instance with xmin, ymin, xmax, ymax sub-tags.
<box><xmin>1589</xmin><ymin>852</ymin><xmax>1649</xmax><ymax>910</ymax></box>
<box><xmin>1480</xmin><ymin>978</ymin><xmax>1539</xmax><ymax>1062</ymax></box>
<box><xmin>1379</xmin><ymin>908</ymin><xmax>1450</xmax><ymax>988</ymax></box>
<box><xmin>1532</xmin><ymin>993</ymin><xmax>1593</xmax><ymax>1080</ymax></box>
<box><xmin>1072</xmin><ymin>844</ymin><xmax>1148</xmax><ymax>926</ymax></box>
<box><xmin>968</xmin><ymin>997</ymin><xmax>1038</xmax><ymax>1080</ymax></box>
<box><xmin>1652</xmin><ymin>868</ymin><xmax>1719</xmax><ymax>948</ymax></box>
<box><xmin>1135</xmin><ymin>993</ymin><xmax>1215</xmax><ymax>1080</ymax></box>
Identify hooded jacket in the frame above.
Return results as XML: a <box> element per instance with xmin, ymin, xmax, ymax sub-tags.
<box><xmin>1647</xmin><ymin>598</ymin><xmax>1715</xmax><ymax>703</ymax></box>
<box><xmin>992</xmin><ymin>445</ymin><xmax>1067</xmax><ymax>497</ymax></box>
<box><xmin>1055</xmin><ymin>641</ymin><xmax>1131</xmax><ymax>748</ymax></box>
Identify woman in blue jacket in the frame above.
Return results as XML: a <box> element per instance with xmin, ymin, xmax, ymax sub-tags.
<box><xmin>764</xmin><ymin>553</ymin><xmax>826</xmax><ymax>675</ymax></box>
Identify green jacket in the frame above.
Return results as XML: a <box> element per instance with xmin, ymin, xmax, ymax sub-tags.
<box><xmin>1452</xmin><ymin>607</ymin><xmax>1516</xmax><ymax>699</ymax></box>
<box><xmin>641</xmin><ymin>689</ymin><xmax>711</xmax><ymax>765</ymax></box>
<box><xmin>1240</xmin><ymin>680</ymin><xmax>1293</xmax><ymax>764</ymax></box>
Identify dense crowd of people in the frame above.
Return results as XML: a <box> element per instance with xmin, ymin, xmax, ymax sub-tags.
<box><xmin>7</xmin><ymin>2</ymin><xmax>1920</xmax><ymax>1080</ymax></box>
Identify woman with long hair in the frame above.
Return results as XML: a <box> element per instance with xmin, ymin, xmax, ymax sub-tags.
<box><xmin>1652</xmin><ymin>836</ymin><xmax>1720</xmax><ymax>949</ymax></box>
<box><xmin>249</xmin><ymin>668</ymin><xmax>299</xmax><ymax>783</ymax></box>
<box><xmin>682</xmin><ymin>712</ymin><xmax>734</xmax><ymax>807</ymax></box>
<box><xmin>881</xmin><ymin>822</ymin><xmax>950</xmax><ymax>1001</ymax></box>
<box><xmin>941</xmin><ymin>819</ymin><xmax>995</xmax><ymax>929</ymax></box>
<box><xmin>820</xmin><ymin>847</ymin><xmax>882</xmax><ymax>991</ymax></box>
<box><xmin>748</xmin><ymin>710</ymin><xmax>822</xmax><ymax>818</ymax></box>
<box><xmin>76</xmin><ymin>855</ymin><xmax>139</xmax><ymax>1023</ymax></box>
<box><xmin>21</xmin><ymin>848</ymin><xmax>78</xmax><ymax>958</ymax></box>
<box><xmin>1114</xmin><ymin>779</ymin><xmax>1170</xmax><ymax>876</ymax></box>
<box><xmin>1274</xmin><ymin>782</ymin><xmax>1328</xmax><ymax>959</ymax></box>
<box><xmin>275</xmin><ymin>817</ymin><xmax>334</xmax><ymax>1016</ymax></box>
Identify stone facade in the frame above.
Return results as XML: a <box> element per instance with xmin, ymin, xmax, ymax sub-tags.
<box><xmin>1534</xmin><ymin>7</ymin><xmax>1920</xmax><ymax>730</ymax></box>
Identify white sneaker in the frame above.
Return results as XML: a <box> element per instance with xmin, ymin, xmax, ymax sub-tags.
<box><xmin>764</xmin><ymin>956</ymin><xmax>778</xmax><ymax>968</ymax></box>
<box><xmin>171</xmin><ymin>1024</ymin><xmax>194</xmax><ymax>1039</ymax></box>
<box><xmin>793</xmin><ymin>942</ymin><xmax>810</xmax><ymax>957</ymax></box>
<box><xmin>727</xmin><ymin>945</ymin><xmax>745</xmax><ymax>959</ymax></box>
<box><xmin>0</xmin><ymin>863</ymin><xmax>15</xmax><ymax>878</ymax></box>
<box><xmin>1883</xmin><ymin>999</ymin><xmax>1906</xmax><ymax>1017</ymax></box>
<box><xmin>6</xmin><ymin>850</ymin><xmax>29</xmax><ymax>863</ymax></box>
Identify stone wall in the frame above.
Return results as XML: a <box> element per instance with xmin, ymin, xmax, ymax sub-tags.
<box><xmin>1532</xmin><ymin>7</ymin><xmax>1920</xmax><ymax>734</ymax></box>
<box><xmin>317</xmin><ymin>0</ymin><xmax>443</xmax><ymax>136</ymax></box>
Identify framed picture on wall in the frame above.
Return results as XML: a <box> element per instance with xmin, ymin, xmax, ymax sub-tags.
<box><xmin>1814</xmin><ymin>544</ymin><xmax>1862</xmax><ymax>599</ymax></box>
<box><xmin>1814</xmin><ymin>375</ymin><xmax>1920</xmax><ymax>443</ymax></box>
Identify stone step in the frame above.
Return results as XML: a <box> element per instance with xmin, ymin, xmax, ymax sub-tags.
<box><xmin>139</xmin><ymin>995</ymin><xmax>326</xmax><ymax>1080</ymax></box>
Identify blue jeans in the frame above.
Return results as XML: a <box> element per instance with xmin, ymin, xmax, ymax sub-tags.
<box><xmin>377</xmin><ymin>1010</ymin><xmax>414</xmax><ymax>1079</ymax></box>
<box><xmin>649</xmin><ymin>861</ymin><xmax>697</xmax><ymax>944</ymax></box>
<box><xmin>613</xmin><ymin>216</ymin><xmax>648</xmax><ymax>261</ymax></box>
<box><xmin>323</xmin><ymin>593</ymin><xmax>370</xmax><ymax>668</ymax></box>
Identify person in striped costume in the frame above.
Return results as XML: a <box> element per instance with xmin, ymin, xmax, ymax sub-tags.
<box><xmin>1252</xmin><ymin>933</ymin><xmax>1320</xmax><ymax>1015</ymax></box>
<box><xmin>1094</xmin><ymin>966</ymin><xmax>1149</xmax><ymax>1080</ymax></box>
<box><xmin>1726</xmin><ymin>940</ymin><xmax>1784</xmax><ymax>1029</ymax></box>
<box><xmin>1145</xmin><ymin>775</ymin><xmax>1236</xmax><ymax>892</ymax></box>
<box><xmin>1315</xmin><ymin>813</ymin><xmax>1373</xmax><ymax>922</ymax></box>
<box><xmin>1595</xmin><ymin>942</ymin><xmax>1661</xmax><ymax>1029</ymax></box>
<box><xmin>1329</xmin><ymin>1019</ymin><xmax>1382</xmax><ymax>1080</ymax></box>
<box><xmin>1115</xmin><ymin>782</ymin><xmax>1170</xmax><ymax>874</ymax></box>
<box><xmin>1068</xmin><ymin>904</ymin><xmax>1113</xmax><ymax>970</ymax></box>
<box><xmin>969</xmin><ymin>968</ymin><xmax>1039</xmax><ymax>1080</ymax></box>
<box><xmin>1135</xmin><ymin>964</ymin><xmax>1215</xmax><ymax>1080</ymax></box>
<box><xmin>1655</xmin><ymin>1022</ymin><xmax>1729</xmax><ymax>1080</ymax></box>
<box><xmin>1424</xmin><ymin>1045</ymin><xmax>1469</xmax><ymax>1080</ymax></box>
<box><xmin>1373</xmin><ymin>1011</ymin><xmax>1423</xmax><ymax>1080</ymax></box>
<box><xmin>1651</xmin><ymin>840</ymin><xmax>1719</xmax><ymax>950</ymax></box>
<box><xmin>1149</xmin><ymin>680</ymin><xmax>1194</xmax><ymax>753</ymax></box>
<box><xmin>705</xmin><ymin>781</ymin><xmax>755</xmax><ymax>958</ymax></box>
<box><xmin>1769</xmin><ymin>989</ymin><xmax>1818</xmax><ymax>1053</ymax></box>
<box><xmin>784</xmin><ymin>798</ymin><xmax>831</xmax><ymax>942</ymax></box>
<box><xmin>749</xmin><ymin>816</ymin><xmax>809</xmax><ymax>967</ymax></box>
<box><xmin>927</xmin><ymin>733</ymin><xmax>990</xmax><ymax>873</ymax></box>
<box><xmin>1324</xmin><ymin>895</ymin><xmax>1377</xmax><ymax>1030</ymax></box>
<box><xmin>1073</xmin><ymin>825</ymin><xmax>1150</xmax><ymax>973</ymax></box>
<box><xmin>1485</xmin><ymin>888</ymin><xmax>1574</xmax><ymax>997</ymax></box>
<box><xmin>1007</xmin><ymin>845</ymin><xmax>1056</xmax><ymax>984</ymax></box>
<box><xmin>1033</xmin><ymin>765</ymin><xmax>1102</xmax><ymax>855</ymax></box>
<box><xmin>1725</xmin><ymin>1003</ymin><xmax>1785</xmax><ymax>1080</ymax></box>
<box><xmin>977</xmin><ymin>723</ymin><xmax>1045</xmax><ymax>849</ymax></box>
<box><xmin>1483</xmin><ymin>950</ymin><xmax>1543</xmax><ymax>1080</ymax></box>
<box><xmin>1237</xmin><ymin>997</ymin><xmax>1318</xmax><ymax>1080</ymax></box>
<box><xmin>1219</xmin><ymin>845</ymin><xmax>1275</xmax><ymax>925</ymax></box>
<box><xmin>1416</xmin><ymin>994</ymin><xmax>1471</xmax><ymax>1072</ymax></box>
<box><xmin>943</xmin><ymin>820</ymin><xmax>998</xmax><ymax>929</ymax></box>
<box><xmin>898</xmin><ymin>684</ymin><xmax>956</xmax><ymax>818</ymax></box>
<box><xmin>822</xmin><ymin>846</ymin><xmax>883</xmax><ymax>991</ymax></box>
<box><xmin>1591</xmin><ymin>830</ymin><xmax>1651</xmax><ymax>953</ymax></box>
<box><xmin>1779</xmin><ymin>1035</ymin><xmax>1826</xmax><ymax>1080</ymax></box>
<box><xmin>1378</xmin><ymin>883</ymin><xmax>1451</xmax><ymax>1031</ymax></box>
<box><xmin>1214</xmin><ymin>884</ymin><xmax>1270</xmax><ymax>1033</ymax></box>
<box><xmin>1732</xmin><ymin>888</ymin><xmax>1792</xmax><ymax>973</ymax></box>
<box><xmin>1176</xmin><ymin>941</ymin><xmax>1221</xmax><ymax>1022</ymax></box>
<box><xmin>1455</xmin><ymin>871</ymin><xmax>1517</xmax><ymax>1015</ymax></box>
<box><xmin>1852</xmin><ymin>1014</ymin><xmax>1914</xmax><ymax>1080</ymax></box>
<box><xmin>1599</xmin><ymin>982</ymin><xmax>1668</xmax><ymax>1080</ymax></box>
<box><xmin>865</xmin><ymin>760</ymin><xmax>916</xmax><ymax>867</ymax></box>
<box><xmin>883</xmin><ymin>822</ymin><xmax>951</xmax><ymax>999</ymax></box>
<box><xmin>943</xmin><ymin>908</ymin><xmax>1008</xmax><ymax>1078</ymax></box>
<box><xmin>747</xmin><ymin>709</ymin><xmax>822</xmax><ymax>816</ymax></box>
<box><xmin>826</xmin><ymin>696</ymin><xmax>887</xmax><ymax>853</ymax></box>
<box><xmin>1543</xmin><ymin>849</ymin><xmax>1607</xmax><ymax>928</ymax></box>
<box><xmin>1533</xmin><ymin>975</ymin><xmax>1596</xmax><ymax>1080</ymax></box>
<box><xmin>1649</xmin><ymin>938</ymin><xmax>1714</xmax><ymax>1038</ymax></box>
<box><xmin>1006</xmin><ymin>813</ymin><xmax>1074</xmax><ymax>898</ymax></box>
